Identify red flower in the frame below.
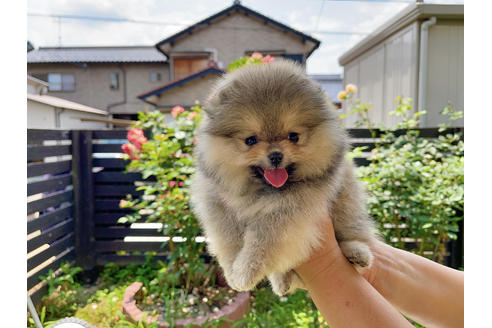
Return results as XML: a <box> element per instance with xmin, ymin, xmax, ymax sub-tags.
<box><xmin>179</xmin><ymin>182</ymin><xmax>184</xmax><ymax>187</ymax></box>
<box><xmin>122</xmin><ymin>143</ymin><xmax>139</xmax><ymax>160</ymax></box>
<box><xmin>133</xmin><ymin>136</ymin><xmax>148</xmax><ymax>150</ymax></box>
<box><xmin>251</xmin><ymin>52</ymin><xmax>263</xmax><ymax>60</ymax></box>
<box><xmin>127</xmin><ymin>128</ymin><xmax>148</xmax><ymax>150</ymax></box>
<box><xmin>262</xmin><ymin>55</ymin><xmax>274</xmax><ymax>63</ymax></box>
<box><xmin>127</xmin><ymin>128</ymin><xmax>144</xmax><ymax>143</ymax></box>
<box><xmin>171</xmin><ymin>106</ymin><xmax>185</xmax><ymax>118</ymax></box>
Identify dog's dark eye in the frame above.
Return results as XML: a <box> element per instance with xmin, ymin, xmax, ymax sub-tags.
<box><xmin>245</xmin><ymin>136</ymin><xmax>258</xmax><ymax>146</ymax></box>
<box><xmin>288</xmin><ymin>132</ymin><xmax>299</xmax><ymax>143</ymax></box>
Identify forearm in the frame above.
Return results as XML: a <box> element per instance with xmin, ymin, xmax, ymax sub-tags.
<box><xmin>296</xmin><ymin>246</ymin><xmax>412</xmax><ymax>328</ymax></box>
<box><xmin>364</xmin><ymin>241</ymin><xmax>464</xmax><ymax>328</ymax></box>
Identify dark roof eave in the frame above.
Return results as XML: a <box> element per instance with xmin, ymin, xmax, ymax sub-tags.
<box><xmin>138</xmin><ymin>67</ymin><xmax>224</xmax><ymax>100</ymax></box>
<box><xmin>306</xmin><ymin>41</ymin><xmax>320</xmax><ymax>59</ymax></box>
<box><xmin>155</xmin><ymin>3</ymin><xmax>320</xmax><ymax>55</ymax></box>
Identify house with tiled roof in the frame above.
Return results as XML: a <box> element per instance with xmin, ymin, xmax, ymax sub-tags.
<box><xmin>27</xmin><ymin>46</ymin><xmax>168</xmax><ymax>120</ymax></box>
<box><xmin>27</xmin><ymin>1</ymin><xmax>320</xmax><ymax>120</ymax></box>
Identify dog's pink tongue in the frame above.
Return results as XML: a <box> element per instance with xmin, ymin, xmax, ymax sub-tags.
<box><xmin>264</xmin><ymin>168</ymin><xmax>288</xmax><ymax>188</ymax></box>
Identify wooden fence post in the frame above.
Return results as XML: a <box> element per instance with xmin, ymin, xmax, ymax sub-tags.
<box><xmin>72</xmin><ymin>130</ymin><xmax>96</xmax><ymax>271</ymax></box>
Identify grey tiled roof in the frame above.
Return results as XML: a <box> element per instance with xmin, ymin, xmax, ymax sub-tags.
<box><xmin>27</xmin><ymin>46</ymin><xmax>168</xmax><ymax>63</ymax></box>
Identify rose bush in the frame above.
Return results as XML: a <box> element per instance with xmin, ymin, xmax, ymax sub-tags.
<box><xmin>227</xmin><ymin>51</ymin><xmax>274</xmax><ymax>71</ymax></box>
<box><xmin>119</xmin><ymin>103</ymin><xmax>214</xmax><ymax>294</ymax></box>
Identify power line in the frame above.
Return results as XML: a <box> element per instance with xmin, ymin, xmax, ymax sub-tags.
<box><xmin>28</xmin><ymin>13</ymin><xmax>187</xmax><ymax>26</ymax></box>
<box><xmin>28</xmin><ymin>12</ymin><xmax>369</xmax><ymax>36</ymax></box>
<box><xmin>314</xmin><ymin>0</ymin><xmax>326</xmax><ymax>32</ymax></box>
<box><xmin>307</xmin><ymin>30</ymin><xmax>368</xmax><ymax>35</ymax></box>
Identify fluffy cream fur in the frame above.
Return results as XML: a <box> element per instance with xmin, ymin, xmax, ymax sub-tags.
<box><xmin>191</xmin><ymin>60</ymin><xmax>378</xmax><ymax>296</ymax></box>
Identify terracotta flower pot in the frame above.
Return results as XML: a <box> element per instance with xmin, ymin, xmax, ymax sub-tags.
<box><xmin>122</xmin><ymin>282</ymin><xmax>250</xmax><ymax>327</ymax></box>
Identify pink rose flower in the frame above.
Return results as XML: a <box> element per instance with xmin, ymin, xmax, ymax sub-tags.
<box><xmin>127</xmin><ymin>128</ymin><xmax>144</xmax><ymax>143</ymax></box>
<box><xmin>251</xmin><ymin>52</ymin><xmax>263</xmax><ymax>60</ymax></box>
<box><xmin>171</xmin><ymin>106</ymin><xmax>185</xmax><ymax>118</ymax></box>
<box><xmin>169</xmin><ymin>181</ymin><xmax>177</xmax><ymax>187</ymax></box>
<box><xmin>132</xmin><ymin>136</ymin><xmax>148</xmax><ymax>150</ymax></box>
<box><xmin>261</xmin><ymin>55</ymin><xmax>274</xmax><ymax>63</ymax></box>
<box><xmin>122</xmin><ymin>143</ymin><xmax>139</xmax><ymax>160</ymax></box>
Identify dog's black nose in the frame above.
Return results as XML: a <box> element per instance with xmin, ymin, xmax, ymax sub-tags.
<box><xmin>268</xmin><ymin>152</ymin><xmax>283</xmax><ymax>167</ymax></box>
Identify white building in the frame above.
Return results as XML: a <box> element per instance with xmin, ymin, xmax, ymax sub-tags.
<box><xmin>338</xmin><ymin>2</ymin><xmax>463</xmax><ymax>128</ymax></box>
<box><xmin>309</xmin><ymin>74</ymin><xmax>343</xmax><ymax>107</ymax></box>
<box><xmin>27</xmin><ymin>75</ymin><xmax>109</xmax><ymax>129</ymax></box>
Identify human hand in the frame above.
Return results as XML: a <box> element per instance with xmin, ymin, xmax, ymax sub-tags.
<box><xmin>294</xmin><ymin>217</ymin><xmax>351</xmax><ymax>285</ymax></box>
<box><xmin>293</xmin><ymin>218</ymin><xmax>414</xmax><ymax>327</ymax></box>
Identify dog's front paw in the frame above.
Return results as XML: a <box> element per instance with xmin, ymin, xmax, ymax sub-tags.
<box><xmin>268</xmin><ymin>271</ymin><xmax>293</xmax><ymax>296</ymax></box>
<box><xmin>339</xmin><ymin>240</ymin><xmax>373</xmax><ymax>273</ymax></box>
<box><xmin>228</xmin><ymin>258</ymin><xmax>264</xmax><ymax>291</ymax></box>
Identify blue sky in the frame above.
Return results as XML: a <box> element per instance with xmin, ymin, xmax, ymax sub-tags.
<box><xmin>27</xmin><ymin>0</ymin><xmax>463</xmax><ymax>74</ymax></box>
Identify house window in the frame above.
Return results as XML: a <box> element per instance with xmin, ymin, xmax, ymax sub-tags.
<box><xmin>150</xmin><ymin>72</ymin><xmax>162</xmax><ymax>82</ymax></box>
<box><xmin>110</xmin><ymin>73</ymin><xmax>119</xmax><ymax>90</ymax></box>
<box><xmin>281</xmin><ymin>54</ymin><xmax>304</xmax><ymax>64</ymax></box>
<box><xmin>174</xmin><ymin>58</ymin><xmax>209</xmax><ymax>80</ymax></box>
<box><xmin>47</xmin><ymin>73</ymin><xmax>74</xmax><ymax>91</ymax></box>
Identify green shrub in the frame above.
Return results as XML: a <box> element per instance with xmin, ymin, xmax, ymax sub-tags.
<box><xmin>344</xmin><ymin>92</ymin><xmax>464</xmax><ymax>263</ymax></box>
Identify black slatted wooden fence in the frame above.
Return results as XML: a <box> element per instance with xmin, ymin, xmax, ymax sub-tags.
<box><xmin>27</xmin><ymin>127</ymin><xmax>464</xmax><ymax>304</ymax></box>
<box><xmin>27</xmin><ymin>130</ymin><xmax>75</xmax><ymax>305</ymax></box>
<box><xmin>90</xmin><ymin>130</ymin><xmax>170</xmax><ymax>266</ymax></box>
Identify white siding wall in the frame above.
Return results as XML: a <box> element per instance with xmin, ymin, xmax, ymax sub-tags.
<box><xmin>359</xmin><ymin>45</ymin><xmax>385</xmax><ymax>124</ymax></box>
<box><xmin>383</xmin><ymin>23</ymin><xmax>419</xmax><ymax>126</ymax></box>
<box><xmin>342</xmin><ymin>61</ymin><xmax>360</xmax><ymax>127</ymax></box>
<box><xmin>342</xmin><ymin>22</ymin><xmax>419</xmax><ymax>127</ymax></box>
<box><xmin>425</xmin><ymin>21</ymin><xmax>464</xmax><ymax>127</ymax></box>
<box><xmin>28</xmin><ymin>100</ymin><xmax>57</xmax><ymax>129</ymax></box>
<box><xmin>27</xmin><ymin>100</ymin><xmax>107</xmax><ymax>129</ymax></box>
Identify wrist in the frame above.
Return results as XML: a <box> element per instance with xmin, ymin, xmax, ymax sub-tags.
<box><xmin>295</xmin><ymin>246</ymin><xmax>347</xmax><ymax>288</ymax></box>
<box><xmin>362</xmin><ymin>240</ymin><xmax>402</xmax><ymax>300</ymax></box>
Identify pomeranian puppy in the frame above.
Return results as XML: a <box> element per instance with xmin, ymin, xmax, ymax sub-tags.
<box><xmin>191</xmin><ymin>59</ymin><xmax>377</xmax><ymax>296</ymax></box>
